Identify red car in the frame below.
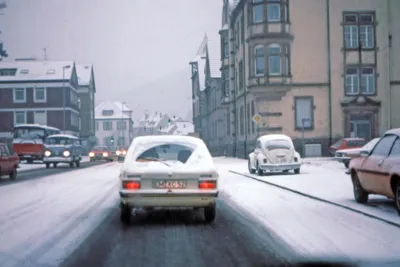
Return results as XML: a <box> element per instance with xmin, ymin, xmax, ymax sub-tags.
<box><xmin>0</xmin><ymin>143</ymin><xmax>19</xmax><ymax>180</ymax></box>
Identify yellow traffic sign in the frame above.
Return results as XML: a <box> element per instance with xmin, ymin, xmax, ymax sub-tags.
<box><xmin>252</xmin><ymin>114</ymin><xmax>262</xmax><ymax>124</ymax></box>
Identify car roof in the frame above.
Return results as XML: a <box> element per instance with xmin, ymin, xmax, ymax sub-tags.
<box><xmin>47</xmin><ymin>134</ymin><xmax>78</xmax><ymax>139</ymax></box>
<box><xmin>343</xmin><ymin>137</ymin><xmax>365</xmax><ymax>140</ymax></box>
<box><xmin>133</xmin><ymin>135</ymin><xmax>203</xmax><ymax>145</ymax></box>
<box><xmin>384</xmin><ymin>128</ymin><xmax>400</xmax><ymax>136</ymax></box>
<box><xmin>258</xmin><ymin>134</ymin><xmax>292</xmax><ymax>142</ymax></box>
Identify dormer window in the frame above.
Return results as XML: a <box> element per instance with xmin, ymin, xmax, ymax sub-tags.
<box><xmin>20</xmin><ymin>69</ymin><xmax>29</xmax><ymax>74</ymax></box>
<box><xmin>102</xmin><ymin>110</ymin><xmax>114</xmax><ymax>116</ymax></box>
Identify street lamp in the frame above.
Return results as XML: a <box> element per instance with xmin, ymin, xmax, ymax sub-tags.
<box><xmin>62</xmin><ymin>65</ymin><xmax>71</xmax><ymax>134</ymax></box>
<box><xmin>121</xmin><ymin>102</ymin><xmax>126</xmax><ymax>147</ymax></box>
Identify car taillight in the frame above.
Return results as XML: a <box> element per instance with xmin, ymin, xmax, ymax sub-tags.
<box><xmin>123</xmin><ymin>181</ymin><xmax>141</xmax><ymax>189</ymax></box>
<box><xmin>199</xmin><ymin>181</ymin><xmax>216</xmax><ymax>189</ymax></box>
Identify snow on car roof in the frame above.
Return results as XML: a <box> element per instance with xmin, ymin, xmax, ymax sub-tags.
<box><xmin>258</xmin><ymin>134</ymin><xmax>293</xmax><ymax>142</ymax></box>
<box><xmin>13</xmin><ymin>124</ymin><xmax>59</xmax><ymax>130</ymax></box>
<box><xmin>132</xmin><ymin>135</ymin><xmax>203</xmax><ymax>146</ymax></box>
<box><xmin>47</xmin><ymin>134</ymin><xmax>78</xmax><ymax>139</ymax></box>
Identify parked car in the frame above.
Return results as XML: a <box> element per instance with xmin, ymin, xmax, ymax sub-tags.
<box><xmin>115</xmin><ymin>147</ymin><xmax>127</xmax><ymax>162</ymax></box>
<box><xmin>335</xmin><ymin>138</ymin><xmax>380</xmax><ymax>168</ymax></box>
<box><xmin>0</xmin><ymin>143</ymin><xmax>19</xmax><ymax>179</ymax></box>
<box><xmin>118</xmin><ymin>135</ymin><xmax>218</xmax><ymax>224</ymax></box>
<box><xmin>88</xmin><ymin>146</ymin><xmax>113</xmax><ymax>162</ymax></box>
<box><xmin>329</xmin><ymin>138</ymin><xmax>365</xmax><ymax>156</ymax></box>
<box><xmin>43</xmin><ymin>134</ymin><xmax>82</xmax><ymax>168</ymax></box>
<box><xmin>248</xmin><ymin>134</ymin><xmax>302</xmax><ymax>175</ymax></box>
<box><xmin>348</xmin><ymin>129</ymin><xmax>400</xmax><ymax>215</ymax></box>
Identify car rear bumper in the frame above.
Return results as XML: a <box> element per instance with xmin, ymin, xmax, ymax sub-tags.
<box><xmin>119</xmin><ymin>190</ymin><xmax>218</xmax><ymax>208</ymax></box>
<box><xmin>43</xmin><ymin>156</ymin><xmax>73</xmax><ymax>163</ymax></box>
<box><xmin>334</xmin><ymin>156</ymin><xmax>351</xmax><ymax>163</ymax></box>
<box><xmin>18</xmin><ymin>154</ymin><xmax>43</xmax><ymax>160</ymax></box>
<box><xmin>259</xmin><ymin>163</ymin><xmax>301</xmax><ymax>171</ymax></box>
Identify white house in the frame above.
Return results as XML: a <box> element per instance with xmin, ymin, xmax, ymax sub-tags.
<box><xmin>134</xmin><ymin>111</ymin><xmax>170</xmax><ymax>136</ymax></box>
<box><xmin>95</xmin><ymin>101</ymin><xmax>133</xmax><ymax>147</ymax></box>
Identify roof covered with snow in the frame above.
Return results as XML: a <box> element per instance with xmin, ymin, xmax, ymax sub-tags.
<box><xmin>75</xmin><ymin>64</ymin><xmax>93</xmax><ymax>86</ymax></box>
<box><xmin>206</xmin><ymin>33</ymin><xmax>222</xmax><ymax>79</ymax></box>
<box><xmin>95</xmin><ymin>101</ymin><xmax>132</xmax><ymax>120</ymax></box>
<box><xmin>47</xmin><ymin>134</ymin><xmax>79</xmax><ymax>139</ymax></box>
<box><xmin>172</xmin><ymin>121</ymin><xmax>195</xmax><ymax>136</ymax></box>
<box><xmin>138</xmin><ymin>111</ymin><xmax>167</xmax><ymax>128</ymax></box>
<box><xmin>0</xmin><ymin>60</ymin><xmax>75</xmax><ymax>82</ymax></box>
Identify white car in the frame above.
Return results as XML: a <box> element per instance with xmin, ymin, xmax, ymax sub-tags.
<box><xmin>119</xmin><ymin>135</ymin><xmax>219</xmax><ymax>223</ymax></box>
<box><xmin>248</xmin><ymin>134</ymin><xmax>302</xmax><ymax>175</ymax></box>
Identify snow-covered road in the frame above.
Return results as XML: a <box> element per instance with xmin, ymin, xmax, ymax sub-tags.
<box><xmin>0</xmin><ymin>158</ymin><xmax>399</xmax><ymax>266</ymax></box>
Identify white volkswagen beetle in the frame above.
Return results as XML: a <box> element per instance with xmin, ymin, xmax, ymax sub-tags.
<box><xmin>248</xmin><ymin>134</ymin><xmax>302</xmax><ymax>175</ymax></box>
<box><xmin>119</xmin><ymin>135</ymin><xmax>219</xmax><ymax>224</ymax></box>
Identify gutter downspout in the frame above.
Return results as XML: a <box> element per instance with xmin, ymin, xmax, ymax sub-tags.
<box><xmin>326</xmin><ymin>0</ymin><xmax>333</xmax><ymax>147</ymax></box>
<box><xmin>387</xmin><ymin>0</ymin><xmax>392</xmax><ymax>129</ymax></box>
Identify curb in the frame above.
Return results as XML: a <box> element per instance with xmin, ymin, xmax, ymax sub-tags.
<box><xmin>229</xmin><ymin>170</ymin><xmax>400</xmax><ymax>228</ymax></box>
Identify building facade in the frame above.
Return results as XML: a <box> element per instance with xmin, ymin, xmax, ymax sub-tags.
<box><xmin>134</xmin><ymin>111</ymin><xmax>171</xmax><ymax>136</ymax></box>
<box><xmin>76</xmin><ymin>64</ymin><xmax>96</xmax><ymax>145</ymax></box>
<box><xmin>190</xmin><ymin>34</ymin><xmax>227</xmax><ymax>155</ymax></box>
<box><xmin>217</xmin><ymin>0</ymin><xmax>399</xmax><ymax>157</ymax></box>
<box><xmin>95</xmin><ymin>101</ymin><xmax>133</xmax><ymax>147</ymax></box>
<box><xmin>0</xmin><ymin>60</ymin><xmax>81</xmax><ymax>138</ymax></box>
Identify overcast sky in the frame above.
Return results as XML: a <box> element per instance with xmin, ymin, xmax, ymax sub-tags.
<box><xmin>0</xmin><ymin>0</ymin><xmax>221</xmax><ymax>120</ymax></box>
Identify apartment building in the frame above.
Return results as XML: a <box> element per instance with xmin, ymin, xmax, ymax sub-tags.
<box><xmin>0</xmin><ymin>60</ymin><xmax>81</xmax><ymax>137</ymax></box>
<box><xmin>219</xmin><ymin>0</ymin><xmax>399</xmax><ymax>157</ymax></box>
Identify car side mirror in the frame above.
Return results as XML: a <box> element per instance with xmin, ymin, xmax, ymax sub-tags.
<box><xmin>360</xmin><ymin>150</ymin><xmax>370</xmax><ymax>157</ymax></box>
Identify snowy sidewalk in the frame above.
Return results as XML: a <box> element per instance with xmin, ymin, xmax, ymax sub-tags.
<box><xmin>214</xmin><ymin>157</ymin><xmax>400</xmax><ymax>225</ymax></box>
<box><xmin>18</xmin><ymin>156</ymin><xmax>91</xmax><ymax>173</ymax></box>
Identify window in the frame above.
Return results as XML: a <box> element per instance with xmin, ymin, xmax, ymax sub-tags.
<box><xmin>295</xmin><ymin>97</ymin><xmax>313</xmax><ymax>129</ymax></box>
<box><xmin>371</xmin><ymin>135</ymin><xmax>396</xmax><ymax>156</ymax></box>
<box><xmin>268</xmin><ymin>44</ymin><xmax>282</xmax><ymax>75</ymax></box>
<box><xmin>267</xmin><ymin>2</ymin><xmax>281</xmax><ymax>22</ymax></box>
<box><xmin>343</xmin><ymin>13</ymin><xmax>375</xmax><ymax>49</ymax></box>
<box><xmin>227</xmin><ymin>113</ymin><xmax>230</xmax><ymax>135</ymax></box>
<box><xmin>20</xmin><ymin>69</ymin><xmax>29</xmax><ymax>74</ymax></box>
<box><xmin>221</xmin><ymin>35</ymin><xmax>229</xmax><ymax>59</ymax></box>
<box><xmin>238</xmin><ymin>61</ymin><xmax>244</xmax><ymax>90</ymax></box>
<box><xmin>222</xmin><ymin>68</ymin><xmax>230</xmax><ymax>96</ymax></box>
<box><xmin>14</xmin><ymin>111</ymin><xmax>26</xmax><ymax>125</ymax></box>
<box><xmin>102</xmin><ymin>110</ymin><xmax>114</xmax><ymax>116</ymax></box>
<box><xmin>117</xmin><ymin>120</ymin><xmax>127</xmax><ymax>130</ymax></box>
<box><xmin>389</xmin><ymin>138</ymin><xmax>400</xmax><ymax>156</ymax></box>
<box><xmin>345</xmin><ymin>66</ymin><xmax>376</xmax><ymax>95</ymax></box>
<box><xmin>118</xmin><ymin>137</ymin><xmax>125</xmax><ymax>146</ymax></box>
<box><xmin>254</xmin><ymin>45</ymin><xmax>265</xmax><ymax>76</ymax></box>
<box><xmin>247</xmin><ymin>103</ymin><xmax>251</xmax><ymax>134</ymax></box>
<box><xmin>70</xmin><ymin>113</ymin><xmax>80</xmax><ymax>127</ymax></box>
<box><xmin>34</xmin><ymin>87</ymin><xmax>46</xmax><ymax>102</ymax></box>
<box><xmin>252</xmin><ymin>0</ymin><xmax>263</xmax><ymax>23</ymax></box>
<box><xmin>34</xmin><ymin>111</ymin><xmax>47</xmax><ymax>125</ymax></box>
<box><xmin>240</xmin><ymin>106</ymin><xmax>244</xmax><ymax>135</ymax></box>
<box><xmin>251</xmin><ymin>101</ymin><xmax>255</xmax><ymax>133</ymax></box>
<box><xmin>96</xmin><ymin>121</ymin><xmax>99</xmax><ymax>131</ymax></box>
<box><xmin>103</xmin><ymin>121</ymin><xmax>113</xmax><ymax>131</ymax></box>
<box><xmin>241</xmin><ymin>14</ymin><xmax>245</xmax><ymax>42</ymax></box>
<box><xmin>13</xmin><ymin>88</ymin><xmax>26</xmax><ymax>103</ymax></box>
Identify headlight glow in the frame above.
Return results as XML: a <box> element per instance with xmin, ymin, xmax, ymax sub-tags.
<box><xmin>63</xmin><ymin>150</ymin><xmax>70</xmax><ymax>157</ymax></box>
<box><xmin>89</xmin><ymin>152</ymin><xmax>95</xmax><ymax>157</ymax></box>
<box><xmin>103</xmin><ymin>152</ymin><xmax>109</xmax><ymax>157</ymax></box>
<box><xmin>116</xmin><ymin>150</ymin><xmax>121</xmax><ymax>156</ymax></box>
<box><xmin>122</xmin><ymin>150</ymin><xmax>127</xmax><ymax>155</ymax></box>
<box><xmin>44</xmin><ymin>150</ymin><xmax>51</xmax><ymax>157</ymax></box>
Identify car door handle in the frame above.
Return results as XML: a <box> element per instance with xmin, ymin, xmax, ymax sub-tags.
<box><xmin>377</xmin><ymin>159</ymin><xmax>383</xmax><ymax>166</ymax></box>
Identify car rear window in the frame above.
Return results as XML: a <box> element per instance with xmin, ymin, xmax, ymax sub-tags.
<box><xmin>265</xmin><ymin>140</ymin><xmax>291</xmax><ymax>150</ymax></box>
<box><xmin>347</xmin><ymin>140</ymin><xmax>365</xmax><ymax>147</ymax></box>
<box><xmin>332</xmin><ymin>139</ymin><xmax>345</xmax><ymax>147</ymax></box>
<box><xmin>136</xmin><ymin>143</ymin><xmax>194</xmax><ymax>163</ymax></box>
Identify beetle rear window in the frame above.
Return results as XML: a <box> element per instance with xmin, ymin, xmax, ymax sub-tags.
<box><xmin>265</xmin><ymin>140</ymin><xmax>291</xmax><ymax>150</ymax></box>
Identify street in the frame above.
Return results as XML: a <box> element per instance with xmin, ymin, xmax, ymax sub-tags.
<box><xmin>0</xmin><ymin>158</ymin><xmax>400</xmax><ymax>267</ymax></box>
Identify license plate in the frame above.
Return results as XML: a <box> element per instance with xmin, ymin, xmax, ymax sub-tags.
<box><xmin>155</xmin><ymin>180</ymin><xmax>187</xmax><ymax>189</ymax></box>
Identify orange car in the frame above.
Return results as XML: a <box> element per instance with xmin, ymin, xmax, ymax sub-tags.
<box><xmin>348</xmin><ymin>129</ymin><xmax>400</xmax><ymax>214</ymax></box>
<box><xmin>88</xmin><ymin>146</ymin><xmax>113</xmax><ymax>162</ymax></box>
<box><xmin>329</xmin><ymin>137</ymin><xmax>365</xmax><ymax>156</ymax></box>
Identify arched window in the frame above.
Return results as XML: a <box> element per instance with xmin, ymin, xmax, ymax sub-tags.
<box><xmin>254</xmin><ymin>45</ymin><xmax>265</xmax><ymax>76</ymax></box>
<box><xmin>268</xmin><ymin>44</ymin><xmax>282</xmax><ymax>75</ymax></box>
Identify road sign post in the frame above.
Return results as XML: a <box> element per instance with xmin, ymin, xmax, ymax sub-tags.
<box><xmin>252</xmin><ymin>114</ymin><xmax>262</xmax><ymax>137</ymax></box>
